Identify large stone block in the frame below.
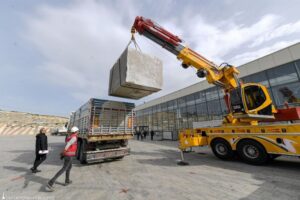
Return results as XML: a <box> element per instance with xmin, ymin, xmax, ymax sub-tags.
<box><xmin>109</xmin><ymin>48</ymin><xmax>163</xmax><ymax>99</ymax></box>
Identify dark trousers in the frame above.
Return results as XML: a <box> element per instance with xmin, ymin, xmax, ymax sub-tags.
<box><xmin>33</xmin><ymin>154</ymin><xmax>47</xmax><ymax>170</ymax></box>
<box><xmin>49</xmin><ymin>156</ymin><xmax>73</xmax><ymax>185</ymax></box>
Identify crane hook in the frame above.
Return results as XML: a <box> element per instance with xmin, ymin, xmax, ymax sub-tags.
<box><xmin>131</xmin><ymin>26</ymin><xmax>136</xmax><ymax>41</ymax></box>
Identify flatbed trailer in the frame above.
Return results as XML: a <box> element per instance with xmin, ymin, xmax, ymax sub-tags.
<box><xmin>179</xmin><ymin>122</ymin><xmax>300</xmax><ymax>165</ymax></box>
<box><xmin>69</xmin><ymin>98</ymin><xmax>134</xmax><ymax>164</ymax></box>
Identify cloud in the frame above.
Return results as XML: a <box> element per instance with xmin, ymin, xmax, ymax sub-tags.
<box><xmin>24</xmin><ymin>1</ymin><xmax>202</xmax><ymax>104</ymax></box>
<box><xmin>177</xmin><ymin>14</ymin><xmax>281</xmax><ymax>61</ymax></box>
<box><xmin>24</xmin><ymin>1</ymin><xmax>132</xmax><ymax>102</ymax></box>
<box><xmin>249</xmin><ymin>20</ymin><xmax>300</xmax><ymax>48</ymax></box>
<box><xmin>228</xmin><ymin>40</ymin><xmax>300</xmax><ymax>66</ymax></box>
<box><xmin>23</xmin><ymin>1</ymin><xmax>300</xmax><ymax>106</ymax></box>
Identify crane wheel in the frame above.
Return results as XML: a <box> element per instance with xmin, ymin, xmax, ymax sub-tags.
<box><xmin>237</xmin><ymin>139</ymin><xmax>269</xmax><ymax>165</ymax></box>
<box><xmin>196</xmin><ymin>70</ymin><xmax>206</xmax><ymax>78</ymax></box>
<box><xmin>181</xmin><ymin>63</ymin><xmax>189</xmax><ymax>69</ymax></box>
<box><xmin>211</xmin><ymin>138</ymin><xmax>234</xmax><ymax>160</ymax></box>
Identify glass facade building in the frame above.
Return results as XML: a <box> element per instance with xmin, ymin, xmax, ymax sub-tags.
<box><xmin>135</xmin><ymin>46</ymin><xmax>300</xmax><ymax>140</ymax></box>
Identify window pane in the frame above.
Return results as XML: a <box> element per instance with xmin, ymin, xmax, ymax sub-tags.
<box><xmin>157</xmin><ymin>111</ymin><xmax>163</xmax><ymax>131</ymax></box>
<box><xmin>242</xmin><ymin>71</ymin><xmax>269</xmax><ymax>87</ymax></box>
<box><xmin>186</xmin><ymin>104</ymin><xmax>197</xmax><ymax>128</ymax></box>
<box><xmin>219</xmin><ymin>98</ymin><xmax>228</xmax><ymax>115</ymax></box>
<box><xmin>152</xmin><ymin>109</ymin><xmax>158</xmax><ymax>131</ymax></box>
<box><xmin>176</xmin><ymin>107</ymin><xmax>188</xmax><ymax>129</ymax></box>
<box><xmin>167</xmin><ymin>100</ymin><xmax>174</xmax><ymax>110</ymax></box>
<box><xmin>162</xmin><ymin>110</ymin><xmax>169</xmax><ymax>131</ymax></box>
<box><xmin>267</xmin><ymin>63</ymin><xmax>298</xmax><ymax>86</ymax></box>
<box><xmin>207</xmin><ymin>99</ymin><xmax>222</xmax><ymax>120</ymax></box>
<box><xmin>157</xmin><ymin>104</ymin><xmax>161</xmax><ymax>112</ymax></box>
<box><xmin>196</xmin><ymin>102</ymin><xmax>209</xmax><ymax>121</ymax></box>
<box><xmin>186</xmin><ymin>94</ymin><xmax>196</xmax><ymax>106</ymax></box>
<box><xmin>178</xmin><ymin>97</ymin><xmax>186</xmax><ymax>107</ymax></box>
<box><xmin>161</xmin><ymin>102</ymin><xmax>168</xmax><ymax>111</ymax></box>
<box><xmin>217</xmin><ymin>87</ymin><xmax>225</xmax><ymax>98</ymax></box>
<box><xmin>271</xmin><ymin>82</ymin><xmax>300</xmax><ymax>106</ymax></box>
<box><xmin>195</xmin><ymin>91</ymin><xmax>206</xmax><ymax>104</ymax></box>
<box><xmin>206</xmin><ymin>87</ymin><xmax>219</xmax><ymax>101</ymax></box>
<box><xmin>296</xmin><ymin>60</ymin><xmax>300</xmax><ymax>72</ymax></box>
<box><xmin>244</xmin><ymin>85</ymin><xmax>266</xmax><ymax>110</ymax></box>
<box><xmin>148</xmin><ymin>108</ymin><xmax>153</xmax><ymax>130</ymax></box>
<box><xmin>168</xmin><ymin>109</ymin><xmax>176</xmax><ymax>131</ymax></box>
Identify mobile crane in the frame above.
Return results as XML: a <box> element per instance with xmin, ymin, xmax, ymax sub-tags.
<box><xmin>131</xmin><ymin>16</ymin><xmax>300</xmax><ymax>165</ymax></box>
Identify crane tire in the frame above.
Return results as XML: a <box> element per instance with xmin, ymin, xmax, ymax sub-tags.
<box><xmin>237</xmin><ymin>139</ymin><xmax>269</xmax><ymax>165</ymax></box>
<box><xmin>211</xmin><ymin>138</ymin><xmax>234</xmax><ymax>160</ymax></box>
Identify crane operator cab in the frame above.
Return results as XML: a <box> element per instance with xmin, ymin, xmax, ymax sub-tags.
<box><xmin>229</xmin><ymin>83</ymin><xmax>275</xmax><ymax>120</ymax></box>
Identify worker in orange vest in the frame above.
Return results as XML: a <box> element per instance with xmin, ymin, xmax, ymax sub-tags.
<box><xmin>46</xmin><ymin>126</ymin><xmax>79</xmax><ymax>191</ymax></box>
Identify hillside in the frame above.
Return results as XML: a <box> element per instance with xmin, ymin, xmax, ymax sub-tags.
<box><xmin>0</xmin><ymin>110</ymin><xmax>68</xmax><ymax>136</ymax></box>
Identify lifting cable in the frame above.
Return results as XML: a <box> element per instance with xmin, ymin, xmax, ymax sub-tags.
<box><xmin>126</xmin><ymin>32</ymin><xmax>142</xmax><ymax>52</ymax></box>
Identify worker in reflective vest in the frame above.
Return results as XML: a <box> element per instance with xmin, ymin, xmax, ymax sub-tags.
<box><xmin>47</xmin><ymin>126</ymin><xmax>78</xmax><ymax>191</ymax></box>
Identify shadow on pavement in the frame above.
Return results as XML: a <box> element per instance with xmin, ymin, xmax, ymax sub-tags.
<box><xmin>7</xmin><ymin>142</ymin><xmax>65</xmax><ymax>166</ymax></box>
<box><xmin>136</xmin><ymin>148</ymin><xmax>300</xmax><ymax>200</ymax></box>
<box><xmin>132</xmin><ymin>139</ymin><xmax>178</xmax><ymax>148</ymax></box>
<box><xmin>3</xmin><ymin>166</ymin><xmax>50</xmax><ymax>192</ymax></box>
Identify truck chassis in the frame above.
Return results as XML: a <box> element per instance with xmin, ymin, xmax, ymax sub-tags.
<box><xmin>179</xmin><ymin>123</ymin><xmax>300</xmax><ymax>165</ymax></box>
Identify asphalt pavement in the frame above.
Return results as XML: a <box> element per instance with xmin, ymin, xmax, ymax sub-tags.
<box><xmin>0</xmin><ymin>136</ymin><xmax>300</xmax><ymax>200</ymax></box>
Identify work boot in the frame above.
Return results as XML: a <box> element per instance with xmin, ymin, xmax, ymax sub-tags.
<box><xmin>31</xmin><ymin>168</ymin><xmax>38</xmax><ymax>173</ymax></box>
<box><xmin>46</xmin><ymin>182</ymin><xmax>55</xmax><ymax>192</ymax></box>
<box><xmin>31</xmin><ymin>168</ymin><xmax>41</xmax><ymax>173</ymax></box>
<box><xmin>30</xmin><ymin>167</ymin><xmax>42</xmax><ymax>172</ymax></box>
<box><xmin>64</xmin><ymin>180</ymin><xmax>72</xmax><ymax>186</ymax></box>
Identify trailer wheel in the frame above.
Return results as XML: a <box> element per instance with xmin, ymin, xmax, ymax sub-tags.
<box><xmin>237</xmin><ymin>139</ymin><xmax>268</xmax><ymax>165</ymax></box>
<box><xmin>211</xmin><ymin>138</ymin><xmax>234</xmax><ymax>160</ymax></box>
<box><xmin>79</xmin><ymin>140</ymin><xmax>87</xmax><ymax>164</ymax></box>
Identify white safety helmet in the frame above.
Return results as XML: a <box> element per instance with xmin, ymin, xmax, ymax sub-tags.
<box><xmin>70</xmin><ymin>126</ymin><xmax>79</xmax><ymax>133</ymax></box>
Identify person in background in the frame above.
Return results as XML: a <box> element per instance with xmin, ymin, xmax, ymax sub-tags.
<box><xmin>46</xmin><ymin>126</ymin><xmax>79</xmax><ymax>191</ymax></box>
<box><xmin>136</xmin><ymin>130</ymin><xmax>141</xmax><ymax>140</ymax></box>
<box><xmin>140</xmin><ymin>130</ymin><xmax>144</xmax><ymax>140</ymax></box>
<box><xmin>150</xmin><ymin>130</ymin><xmax>155</xmax><ymax>141</ymax></box>
<box><xmin>143</xmin><ymin>130</ymin><xmax>147</xmax><ymax>140</ymax></box>
<box><xmin>31</xmin><ymin>127</ymin><xmax>48</xmax><ymax>173</ymax></box>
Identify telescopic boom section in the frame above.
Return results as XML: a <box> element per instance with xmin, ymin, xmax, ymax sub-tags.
<box><xmin>132</xmin><ymin>16</ymin><xmax>240</xmax><ymax>90</ymax></box>
<box><xmin>132</xmin><ymin>16</ymin><xmax>184</xmax><ymax>55</ymax></box>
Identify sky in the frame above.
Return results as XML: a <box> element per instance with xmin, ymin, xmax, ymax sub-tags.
<box><xmin>1</xmin><ymin>0</ymin><xmax>300</xmax><ymax>117</ymax></box>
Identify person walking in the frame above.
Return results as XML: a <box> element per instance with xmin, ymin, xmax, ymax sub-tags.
<box><xmin>150</xmin><ymin>130</ymin><xmax>155</xmax><ymax>141</ymax></box>
<box><xmin>30</xmin><ymin>127</ymin><xmax>48</xmax><ymax>173</ymax></box>
<box><xmin>46</xmin><ymin>126</ymin><xmax>79</xmax><ymax>191</ymax></box>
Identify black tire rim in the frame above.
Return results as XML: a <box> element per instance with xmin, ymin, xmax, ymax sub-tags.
<box><xmin>243</xmin><ymin>145</ymin><xmax>259</xmax><ymax>159</ymax></box>
<box><xmin>215</xmin><ymin>143</ymin><xmax>228</xmax><ymax>156</ymax></box>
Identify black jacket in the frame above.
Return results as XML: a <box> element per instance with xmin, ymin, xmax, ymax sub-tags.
<box><xmin>35</xmin><ymin>133</ymin><xmax>48</xmax><ymax>153</ymax></box>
